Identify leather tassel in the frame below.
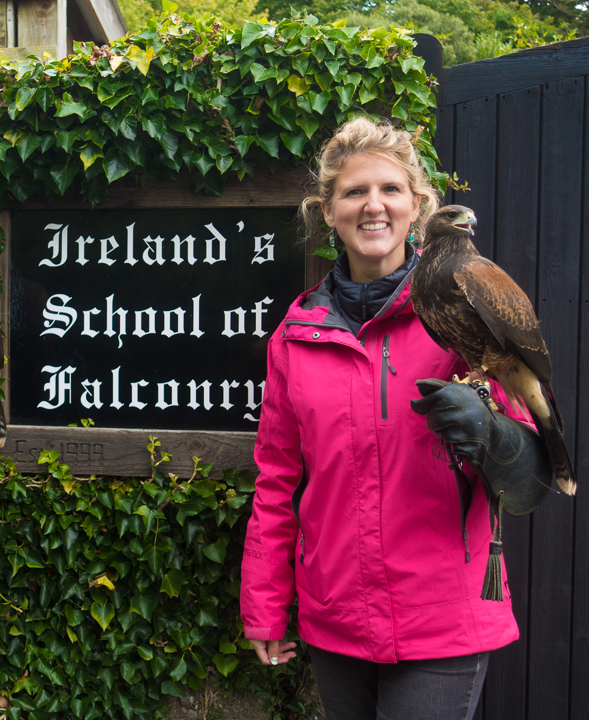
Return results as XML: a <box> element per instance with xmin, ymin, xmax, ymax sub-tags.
<box><xmin>481</xmin><ymin>491</ymin><xmax>505</xmax><ymax>602</ymax></box>
<box><xmin>481</xmin><ymin>540</ymin><xmax>503</xmax><ymax>601</ymax></box>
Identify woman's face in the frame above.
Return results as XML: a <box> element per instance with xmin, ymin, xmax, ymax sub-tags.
<box><xmin>322</xmin><ymin>152</ymin><xmax>420</xmax><ymax>283</ymax></box>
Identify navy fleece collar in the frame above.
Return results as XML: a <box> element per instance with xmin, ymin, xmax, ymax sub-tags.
<box><xmin>331</xmin><ymin>243</ymin><xmax>418</xmax><ymax>336</ymax></box>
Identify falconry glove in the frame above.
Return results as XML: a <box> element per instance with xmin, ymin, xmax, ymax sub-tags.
<box><xmin>411</xmin><ymin>378</ymin><xmax>551</xmax><ymax>600</ymax></box>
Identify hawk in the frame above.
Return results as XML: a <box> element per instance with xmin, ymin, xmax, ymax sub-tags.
<box><xmin>410</xmin><ymin>205</ymin><xmax>575</xmax><ymax>495</ymax></box>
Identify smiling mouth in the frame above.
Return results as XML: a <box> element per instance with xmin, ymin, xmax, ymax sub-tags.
<box><xmin>360</xmin><ymin>222</ymin><xmax>388</xmax><ymax>230</ymax></box>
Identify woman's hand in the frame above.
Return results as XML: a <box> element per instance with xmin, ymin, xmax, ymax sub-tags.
<box><xmin>249</xmin><ymin>639</ymin><xmax>297</xmax><ymax>666</ymax></box>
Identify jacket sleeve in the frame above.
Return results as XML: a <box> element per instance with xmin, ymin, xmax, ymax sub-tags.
<box><xmin>240</xmin><ymin>330</ymin><xmax>302</xmax><ymax>641</ymax></box>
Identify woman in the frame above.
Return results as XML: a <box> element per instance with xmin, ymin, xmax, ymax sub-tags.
<box><xmin>240</xmin><ymin>117</ymin><xmax>544</xmax><ymax>719</ymax></box>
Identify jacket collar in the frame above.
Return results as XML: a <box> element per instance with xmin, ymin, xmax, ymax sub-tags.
<box><xmin>285</xmin><ymin>245</ymin><xmax>418</xmax><ymax>334</ymax></box>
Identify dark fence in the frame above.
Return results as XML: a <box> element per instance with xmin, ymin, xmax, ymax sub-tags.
<box><xmin>413</xmin><ymin>33</ymin><xmax>589</xmax><ymax>720</ymax></box>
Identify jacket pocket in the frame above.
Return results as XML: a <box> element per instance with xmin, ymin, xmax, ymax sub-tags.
<box><xmin>381</xmin><ymin>335</ymin><xmax>397</xmax><ymax>420</ymax></box>
<box><xmin>291</xmin><ymin>453</ymin><xmax>310</xmax><ymax>563</ymax></box>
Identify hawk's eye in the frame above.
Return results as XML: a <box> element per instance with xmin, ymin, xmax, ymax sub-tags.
<box><xmin>446</xmin><ymin>211</ymin><xmax>457</xmax><ymax>220</ymax></box>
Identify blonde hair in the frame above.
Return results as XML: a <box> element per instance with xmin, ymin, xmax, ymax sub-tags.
<box><xmin>300</xmin><ymin>116</ymin><xmax>440</xmax><ymax>248</ymax></box>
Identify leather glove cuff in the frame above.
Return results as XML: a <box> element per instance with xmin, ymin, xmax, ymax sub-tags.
<box><xmin>411</xmin><ymin>378</ymin><xmax>551</xmax><ymax>515</ymax></box>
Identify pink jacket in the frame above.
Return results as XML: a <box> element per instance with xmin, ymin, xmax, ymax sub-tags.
<box><xmin>240</xmin><ymin>268</ymin><xmax>520</xmax><ymax>663</ymax></box>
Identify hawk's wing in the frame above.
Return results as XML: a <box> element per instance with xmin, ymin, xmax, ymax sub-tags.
<box><xmin>453</xmin><ymin>258</ymin><xmax>552</xmax><ymax>382</ymax></box>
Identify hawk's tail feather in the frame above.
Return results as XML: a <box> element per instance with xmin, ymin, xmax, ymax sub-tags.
<box><xmin>529</xmin><ymin>405</ymin><xmax>576</xmax><ymax>495</ymax></box>
<box><xmin>496</xmin><ymin>362</ymin><xmax>576</xmax><ymax>495</ymax></box>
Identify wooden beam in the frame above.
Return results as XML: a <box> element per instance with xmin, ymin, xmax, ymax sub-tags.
<box><xmin>2</xmin><ymin>426</ymin><xmax>258</xmax><ymax>477</ymax></box>
<box><xmin>57</xmin><ymin>0</ymin><xmax>66</xmax><ymax>58</ymax></box>
<box><xmin>6</xmin><ymin>0</ymin><xmax>15</xmax><ymax>48</ymax></box>
<box><xmin>18</xmin><ymin>165</ymin><xmax>309</xmax><ymax>210</ymax></box>
<box><xmin>443</xmin><ymin>36</ymin><xmax>589</xmax><ymax>105</ymax></box>
<box><xmin>72</xmin><ymin>0</ymin><xmax>127</xmax><ymax>44</ymax></box>
<box><xmin>17</xmin><ymin>0</ymin><xmax>58</xmax><ymax>48</ymax></box>
<box><xmin>1</xmin><ymin>45</ymin><xmax>57</xmax><ymax>60</ymax></box>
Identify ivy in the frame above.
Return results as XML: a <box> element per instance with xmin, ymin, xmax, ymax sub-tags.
<box><xmin>0</xmin><ymin>441</ymin><xmax>315</xmax><ymax>720</ymax></box>
<box><xmin>0</xmin><ymin>6</ymin><xmax>445</xmax><ymax>208</ymax></box>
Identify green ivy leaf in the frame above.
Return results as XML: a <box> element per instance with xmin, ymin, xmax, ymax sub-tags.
<box><xmin>280</xmin><ymin>131</ymin><xmax>306</xmax><ymax>157</ymax></box>
<box><xmin>169</xmin><ymin>656</ymin><xmax>187</xmax><ymax>682</ymax></box>
<box><xmin>160</xmin><ymin>568</ymin><xmax>188</xmax><ymax>598</ymax></box>
<box><xmin>80</xmin><ymin>144</ymin><xmax>103</xmax><ymax>171</ymax></box>
<box><xmin>287</xmin><ymin>75</ymin><xmax>311</xmax><ymax>97</ymax></box>
<box><xmin>130</xmin><ymin>592</ymin><xmax>159</xmax><ymax>621</ymax></box>
<box><xmin>161</xmin><ymin>679</ymin><xmax>185</xmax><ymax>697</ymax></box>
<box><xmin>120</xmin><ymin>660</ymin><xmax>135</xmax><ymax>683</ymax></box>
<box><xmin>97</xmin><ymin>666</ymin><xmax>114</xmax><ymax>690</ymax></box>
<box><xmin>219</xmin><ymin>634</ymin><xmax>237</xmax><ymax>654</ymax></box>
<box><xmin>50</xmin><ymin>163</ymin><xmax>78</xmax><ymax>196</ymax></box>
<box><xmin>203</xmin><ymin>538</ymin><xmax>226</xmax><ymax>564</ymax></box>
<box><xmin>158</xmin><ymin>132</ymin><xmax>178</xmax><ymax>160</ymax></box>
<box><xmin>296</xmin><ymin>114</ymin><xmax>320</xmax><ymax>139</ymax></box>
<box><xmin>256</xmin><ymin>133</ymin><xmax>279</xmax><ymax>158</ymax></box>
<box><xmin>151</xmin><ymin>656</ymin><xmax>167</xmax><ymax>678</ymax></box>
<box><xmin>15</xmin><ymin>86</ymin><xmax>36</xmax><ymax>112</ymax></box>
<box><xmin>137</xmin><ymin>646</ymin><xmax>153</xmax><ymax>661</ymax></box>
<box><xmin>212</xmin><ymin>653</ymin><xmax>239</xmax><ymax>677</ymax></box>
<box><xmin>55</xmin><ymin>92</ymin><xmax>86</xmax><ymax>118</ymax></box>
<box><xmin>103</xmin><ymin>147</ymin><xmax>134</xmax><ymax>183</ymax></box>
<box><xmin>235</xmin><ymin>135</ymin><xmax>254</xmax><ymax>157</ymax></box>
<box><xmin>36</xmin><ymin>86</ymin><xmax>54</xmax><ymax>111</ymax></box>
<box><xmin>90</xmin><ymin>601</ymin><xmax>115</xmax><ymax>631</ymax></box>
<box><xmin>65</xmin><ymin>604</ymin><xmax>85</xmax><ymax>627</ymax></box>
<box><xmin>241</xmin><ymin>22</ymin><xmax>268</xmax><ymax>50</ymax></box>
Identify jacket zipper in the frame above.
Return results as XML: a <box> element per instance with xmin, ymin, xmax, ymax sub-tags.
<box><xmin>381</xmin><ymin>335</ymin><xmax>396</xmax><ymax>420</ymax></box>
<box><xmin>291</xmin><ymin>453</ymin><xmax>310</xmax><ymax>563</ymax></box>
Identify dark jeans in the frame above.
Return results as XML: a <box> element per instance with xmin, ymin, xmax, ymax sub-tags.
<box><xmin>309</xmin><ymin>645</ymin><xmax>489</xmax><ymax>720</ymax></box>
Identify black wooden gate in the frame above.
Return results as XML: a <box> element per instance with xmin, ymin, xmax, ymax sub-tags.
<box><xmin>412</xmin><ymin>34</ymin><xmax>589</xmax><ymax>720</ymax></box>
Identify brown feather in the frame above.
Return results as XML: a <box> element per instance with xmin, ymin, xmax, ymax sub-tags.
<box><xmin>411</xmin><ymin>205</ymin><xmax>576</xmax><ymax>495</ymax></box>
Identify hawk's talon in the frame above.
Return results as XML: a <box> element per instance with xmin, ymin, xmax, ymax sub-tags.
<box><xmin>452</xmin><ymin>373</ymin><xmax>472</xmax><ymax>385</ymax></box>
<box><xmin>452</xmin><ymin>373</ymin><xmax>500</xmax><ymax>412</ymax></box>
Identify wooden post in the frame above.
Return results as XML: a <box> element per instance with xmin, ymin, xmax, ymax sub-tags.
<box><xmin>6</xmin><ymin>0</ymin><xmax>15</xmax><ymax>47</ymax></box>
<box><xmin>17</xmin><ymin>0</ymin><xmax>58</xmax><ymax>48</ymax></box>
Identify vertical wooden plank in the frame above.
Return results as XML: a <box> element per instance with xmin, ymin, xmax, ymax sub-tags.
<box><xmin>484</xmin><ymin>85</ymin><xmax>541</xmax><ymax>720</ymax></box>
<box><xmin>17</xmin><ymin>0</ymin><xmax>58</xmax><ymax>48</ymax></box>
<box><xmin>454</xmin><ymin>96</ymin><xmax>497</xmax><ymax>259</ymax></box>
<box><xmin>528</xmin><ymin>76</ymin><xmax>582</xmax><ymax>720</ymax></box>
<box><xmin>6</xmin><ymin>0</ymin><xmax>15</xmax><ymax>47</ymax></box>
<box><xmin>570</xmin><ymin>73</ymin><xmax>589</xmax><ymax>720</ymax></box>
<box><xmin>434</xmin><ymin>103</ymin><xmax>455</xmax><ymax>206</ymax></box>
<box><xmin>0</xmin><ymin>1</ymin><xmax>7</xmax><ymax>48</ymax></box>
<box><xmin>57</xmin><ymin>0</ymin><xmax>67</xmax><ymax>58</ymax></box>
<box><xmin>0</xmin><ymin>210</ymin><xmax>10</xmax><ymax>422</ymax></box>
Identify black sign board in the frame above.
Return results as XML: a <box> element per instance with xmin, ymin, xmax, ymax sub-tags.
<box><xmin>10</xmin><ymin>208</ymin><xmax>304</xmax><ymax>432</ymax></box>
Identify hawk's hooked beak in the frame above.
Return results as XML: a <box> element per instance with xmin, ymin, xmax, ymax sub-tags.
<box><xmin>453</xmin><ymin>214</ymin><xmax>477</xmax><ymax>236</ymax></box>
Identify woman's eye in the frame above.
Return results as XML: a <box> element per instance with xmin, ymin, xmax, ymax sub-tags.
<box><xmin>347</xmin><ymin>188</ymin><xmax>362</xmax><ymax>196</ymax></box>
<box><xmin>385</xmin><ymin>186</ymin><xmax>399</xmax><ymax>193</ymax></box>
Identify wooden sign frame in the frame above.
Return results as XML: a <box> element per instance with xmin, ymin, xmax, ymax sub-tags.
<box><xmin>0</xmin><ymin>166</ymin><xmax>333</xmax><ymax>477</ymax></box>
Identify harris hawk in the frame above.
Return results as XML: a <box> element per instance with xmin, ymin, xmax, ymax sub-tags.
<box><xmin>410</xmin><ymin>204</ymin><xmax>575</xmax><ymax>496</ymax></box>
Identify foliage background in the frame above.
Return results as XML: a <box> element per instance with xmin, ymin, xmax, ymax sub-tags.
<box><xmin>0</xmin><ymin>7</ymin><xmax>444</xmax><ymax>215</ymax></box>
<box><xmin>118</xmin><ymin>0</ymin><xmax>585</xmax><ymax>66</ymax></box>
<box><xmin>0</xmin><ymin>442</ymin><xmax>316</xmax><ymax>720</ymax></box>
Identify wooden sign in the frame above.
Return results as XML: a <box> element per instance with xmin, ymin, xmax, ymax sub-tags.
<box><xmin>0</xmin><ymin>167</ymin><xmax>324</xmax><ymax>476</ymax></box>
